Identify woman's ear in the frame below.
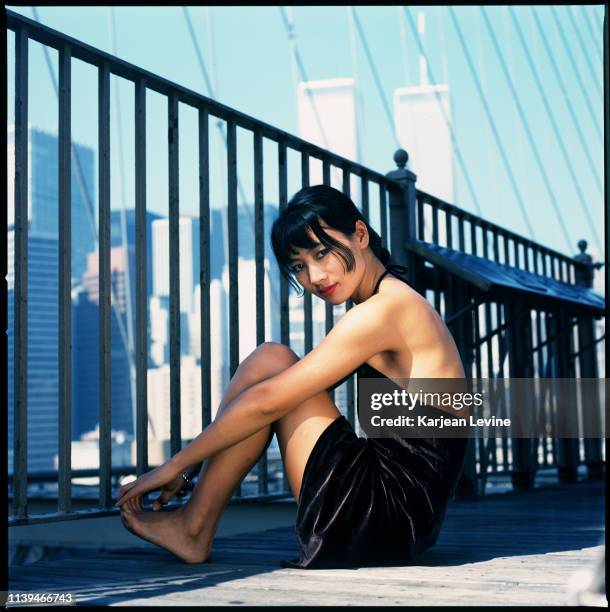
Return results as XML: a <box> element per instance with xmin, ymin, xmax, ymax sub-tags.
<box><xmin>355</xmin><ymin>220</ymin><xmax>369</xmax><ymax>249</ymax></box>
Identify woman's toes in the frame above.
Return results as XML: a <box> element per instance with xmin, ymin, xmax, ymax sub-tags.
<box><xmin>120</xmin><ymin>507</ymin><xmax>137</xmax><ymax>533</ymax></box>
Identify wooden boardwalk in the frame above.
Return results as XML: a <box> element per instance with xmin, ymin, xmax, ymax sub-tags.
<box><xmin>8</xmin><ymin>479</ymin><xmax>604</xmax><ymax>606</ymax></box>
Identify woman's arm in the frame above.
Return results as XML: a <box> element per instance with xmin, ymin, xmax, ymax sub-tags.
<box><xmin>115</xmin><ymin>294</ymin><xmax>399</xmax><ymax>506</ymax></box>
<box><xmin>168</xmin><ymin>294</ymin><xmax>399</xmax><ymax>474</ymax></box>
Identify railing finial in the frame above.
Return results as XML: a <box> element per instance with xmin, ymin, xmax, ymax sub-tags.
<box><xmin>393</xmin><ymin>148</ymin><xmax>409</xmax><ymax>169</ymax></box>
<box><xmin>574</xmin><ymin>238</ymin><xmax>604</xmax><ymax>288</ymax></box>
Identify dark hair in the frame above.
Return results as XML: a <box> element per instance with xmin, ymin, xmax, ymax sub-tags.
<box><xmin>271</xmin><ymin>185</ymin><xmax>391</xmax><ymax>295</ymax></box>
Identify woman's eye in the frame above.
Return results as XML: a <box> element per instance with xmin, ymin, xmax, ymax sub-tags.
<box><xmin>316</xmin><ymin>248</ymin><xmax>329</xmax><ymax>259</ymax></box>
<box><xmin>291</xmin><ymin>263</ymin><xmax>304</xmax><ymax>273</ymax></box>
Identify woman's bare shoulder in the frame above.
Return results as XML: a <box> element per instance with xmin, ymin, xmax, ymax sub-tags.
<box><xmin>377</xmin><ymin>277</ymin><xmax>445</xmax><ymax>332</ymax></box>
<box><xmin>377</xmin><ymin>276</ymin><xmax>430</xmax><ymax>311</ymax></box>
<box><xmin>344</xmin><ymin>276</ymin><xmax>435</xmax><ymax>339</ymax></box>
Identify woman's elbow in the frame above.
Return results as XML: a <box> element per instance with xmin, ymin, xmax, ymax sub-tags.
<box><xmin>259</xmin><ymin>401</ymin><xmax>277</xmax><ymax>419</ymax></box>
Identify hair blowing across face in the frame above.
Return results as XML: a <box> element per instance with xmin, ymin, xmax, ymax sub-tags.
<box><xmin>271</xmin><ymin>185</ymin><xmax>391</xmax><ymax>294</ymax></box>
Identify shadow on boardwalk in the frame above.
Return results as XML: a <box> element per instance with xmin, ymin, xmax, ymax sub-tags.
<box><xmin>8</xmin><ymin>478</ymin><xmax>604</xmax><ymax>606</ymax></box>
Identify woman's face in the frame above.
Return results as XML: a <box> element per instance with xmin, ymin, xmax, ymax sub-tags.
<box><xmin>288</xmin><ymin>222</ymin><xmax>367</xmax><ymax>303</ymax></box>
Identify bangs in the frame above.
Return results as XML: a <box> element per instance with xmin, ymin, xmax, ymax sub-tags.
<box><xmin>271</xmin><ymin>208</ymin><xmax>355</xmax><ymax>293</ymax></box>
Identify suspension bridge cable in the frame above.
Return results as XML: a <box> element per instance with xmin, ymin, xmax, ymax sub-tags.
<box><xmin>566</xmin><ymin>5</ymin><xmax>603</xmax><ymax>99</ymax></box>
<box><xmin>579</xmin><ymin>5</ymin><xmax>603</xmax><ymax>60</ymax></box>
<box><xmin>475</xmin><ymin>8</ymin><xmax>498</xmax><ymax>226</ymax></box>
<box><xmin>396</xmin><ymin>7</ymin><xmax>420</xmax><ymax>166</ymax></box>
<box><xmin>350</xmin><ymin>8</ymin><xmax>399</xmax><ymax>149</ymax></box>
<box><xmin>437</xmin><ymin>8</ymin><xmax>449</xmax><ymax>85</ymax></box>
<box><xmin>277</xmin><ymin>7</ymin><xmax>343</xmax><ymax>185</ymax></box>
<box><xmin>284</xmin><ymin>6</ymin><xmax>301</xmax><ymax>96</ymax></box>
<box><xmin>109</xmin><ymin>7</ymin><xmax>138</xmax><ymax>435</ymax></box>
<box><xmin>391</xmin><ymin>8</ymin><xmax>435</xmax><ymax>241</ymax></box>
<box><xmin>581</xmin><ymin>6</ymin><xmax>603</xmax><ymax>58</ymax></box>
<box><xmin>347</xmin><ymin>7</ymin><xmax>365</xmax><ymax>167</ymax></box>
<box><xmin>183</xmin><ymin>3</ymin><xmax>253</xmax><ymax>199</ymax></box>
<box><xmin>402</xmin><ymin>6</ymin><xmax>484</xmax><ymax>217</ymax></box>
<box><xmin>446</xmin><ymin>7</ymin><xmax>536</xmax><ymax>238</ymax></box>
<box><xmin>530</xmin><ymin>6</ymin><xmax>604</xmax><ymax>196</ymax></box>
<box><xmin>549</xmin><ymin>6</ymin><xmax>604</xmax><ymax>143</ymax></box>
<box><xmin>182</xmin><ymin>7</ymin><xmax>216</xmax><ymax>105</ymax></box>
<box><xmin>350</xmin><ymin>6</ymin><xmax>431</xmax><ymax>243</ymax></box>
<box><xmin>30</xmin><ymin>8</ymin><xmax>141</xmax><ymax>412</ymax></box>
<box><xmin>479</xmin><ymin>6</ymin><xmax>572</xmax><ymax>251</ymax></box>
<box><xmin>278</xmin><ymin>7</ymin><xmax>330</xmax><ymax>153</ymax></box>
<box><xmin>282</xmin><ymin>6</ymin><xmax>339</xmax><ymax>172</ymax></box>
<box><xmin>508</xmin><ymin>6</ymin><xmax>603</xmax><ymax>253</ymax></box>
<box><xmin>502</xmin><ymin>8</ymin><xmax>526</xmax><ymax>217</ymax></box>
<box><xmin>203</xmin><ymin>7</ymin><xmax>228</xmax><ymax>273</ymax></box>
<box><xmin>182</xmin><ymin>7</ymin><xmax>281</xmax><ymax>312</ymax></box>
<box><xmin>437</xmin><ymin>8</ymin><xmax>458</xmax><ymax>207</ymax></box>
<box><xmin>508</xmin><ymin>6</ymin><xmax>603</xmax><ymax>252</ymax></box>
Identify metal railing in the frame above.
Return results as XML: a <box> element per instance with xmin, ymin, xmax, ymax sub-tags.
<box><xmin>415</xmin><ymin>190</ymin><xmax>580</xmax><ymax>281</ymax></box>
<box><xmin>409</xmin><ymin>181</ymin><xmax>603</xmax><ymax>493</ymax></box>
<box><xmin>7</xmin><ymin>10</ymin><xmax>404</xmax><ymax>524</ymax></box>
<box><xmin>7</xmin><ymin>9</ymin><xmax>604</xmax><ymax>524</ymax></box>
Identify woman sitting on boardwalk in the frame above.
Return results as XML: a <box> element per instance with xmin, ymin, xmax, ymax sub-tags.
<box><xmin>115</xmin><ymin>185</ymin><xmax>469</xmax><ymax>569</ymax></box>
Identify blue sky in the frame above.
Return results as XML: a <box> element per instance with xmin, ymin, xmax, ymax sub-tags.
<box><xmin>6</xmin><ymin>5</ymin><xmax>606</xmax><ymax>270</ymax></box>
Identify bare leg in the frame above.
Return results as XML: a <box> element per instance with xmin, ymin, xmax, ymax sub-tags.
<box><xmin>121</xmin><ymin>342</ymin><xmax>339</xmax><ymax>563</ymax></box>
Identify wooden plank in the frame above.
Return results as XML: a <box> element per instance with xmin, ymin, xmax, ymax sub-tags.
<box><xmin>10</xmin><ymin>550</ymin><xmax>601</xmax><ymax>607</ymax></box>
<box><xmin>60</xmin><ymin>564</ymin><xmax>594</xmax><ymax>607</ymax></box>
<box><xmin>9</xmin><ymin>481</ymin><xmax>603</xmax><ymax>606</ymax></box>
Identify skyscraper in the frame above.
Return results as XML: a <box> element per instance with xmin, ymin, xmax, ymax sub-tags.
<box><xmin>72</xmin><ymin>210</ymin><xmax>161</xmax><ymax>439</ymax></box>
<box><xmin>8</xmin><ymin>232</ymin><xmax>60</xmax><ymax>473</ymax></box>
<box><xmin>393</xmin><ymin>11</ymin><xmax>454</xmax><ymax>208</ymax></box>
<box><xmin>145</xmin><ymin>203</ymin><xmax>283</xmax><ymax>458</ymax></box>
<box><xmin>8</xmin><ymin>126</ymin><xmax>95</xmax><ymax>473</ymax></box>
<box><xmin>146</xmin><ymin>212</ymin><xmax>221</xmax><ymax>457</ymax></box>
<box><xmin>297</xmin><ymin>77</ymin><xmax>360</xmax><ymax>190</ymax></box>
<box><xmin>7</xmin><ymin>125</ymin><xmax>96</xmax><ymax>283</ymax></box>
<box><xmin>394</xmin><ymin>83</ymin><xmax>454</xmax><ymax>206</ymax></box>
<box><xmin>72</xmin><ymin>247</ymin><xmax>136</xmax><ymax>439</ymax></box>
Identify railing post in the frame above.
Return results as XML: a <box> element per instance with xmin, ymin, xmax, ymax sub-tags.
<box><xmin>573</xmin><ymin>239</ymin><xmax>604</xmax><ymax>479</ymax></box>
<box><xmin>555</xmin><ymin>309</ymin><xmax>580</xmax><ymax>483</ymax></box>
<box><xmin>168</xmin><ymin>94</ymin><xmax>181</xmax><ymax>459</ymax></box>
<box><xmin>58</xmin><ymin>42</ymin><xmax>73</xmax><ymax>514</ymax></box>
<box><xmin>385</xmin><ymin>149</ymin><xmax>418</xmax><ymax>289</ymax></box>
<box><xmin>448</xmin><ymin>277</ymin><xmax>478</xmax><ymax>497</ymax></box>
<box><xmin>13</xmin><ymin>25</ymin><xmax>29</xmax><ymax>519</ymax></box>
<box><xmin>507</xmin><ymin>298</ymin><xmax>536</xmax><ymax>490</ymax></box>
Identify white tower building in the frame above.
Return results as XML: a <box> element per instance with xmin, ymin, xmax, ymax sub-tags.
<box><xmin>393</xmin><ymin>12</ymin><xmax>454</xmax><ymax>212</ymax></box>
<box><xmin>297</xmin><ymin>77</ymin><xmax>360</xmax><ymax>190</ymax></box>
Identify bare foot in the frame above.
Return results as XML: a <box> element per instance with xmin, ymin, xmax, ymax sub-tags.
<box><xmin>120</xmin><ymin>505</ymin><xmax>211</xmax><ymax>564</ymax></box>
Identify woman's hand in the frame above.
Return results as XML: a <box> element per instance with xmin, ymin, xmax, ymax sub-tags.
<box><xmin>114</xmin><ymin>462</ymin><xmax>180</xmax><ymax>509</ymax></box>
<box><xmin>150</xmin><ymin>473</ymin><xmax>191</xmax><ymax>511</ymax></box>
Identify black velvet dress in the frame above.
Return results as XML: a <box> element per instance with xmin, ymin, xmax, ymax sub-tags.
<box><xmin>280</xmin><ymin>265</ymin><xmax>468</xmax><ymax>570</ymax></box>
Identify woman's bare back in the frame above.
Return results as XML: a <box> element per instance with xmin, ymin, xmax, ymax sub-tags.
<box><xmin>362</xmin><ymin>275</ymin><xmax>466</xmax><ymax>415</ymax></box>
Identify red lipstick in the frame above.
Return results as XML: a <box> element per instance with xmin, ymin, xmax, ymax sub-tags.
<box><xmin>320</xmin><ymin>283</ymin><xmax>338</xmax><ymax>297</ymax></box>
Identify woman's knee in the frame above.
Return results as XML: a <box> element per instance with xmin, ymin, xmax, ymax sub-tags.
<box><xmin>218</xmin><ymin>343</ymin><xmax>299</xmax><ymax>416</ymax></box>
<box><xmin>253</xmin><ymin>342</ymin><xmax>300</xmax><ymax>374</ymax></box>
<box><xmin>223</xmin><ymin>343</ymin><xmax>299</xmax><ymax>400</ymax></box>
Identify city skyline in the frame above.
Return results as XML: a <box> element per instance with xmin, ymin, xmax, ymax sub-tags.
<box><xmin>6</xmin><ymin>5</ymin><xmax>606</xmax><ymax>473</ymax></box>
<box><xmin>6</xmin><ymin>129</ymin><xmax>328</xmax><ymax>471</ymax></box>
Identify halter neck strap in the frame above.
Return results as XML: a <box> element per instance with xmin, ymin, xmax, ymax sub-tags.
<box><xmin>372</xmin><ymin>271</ymin><xmax>389</xmax><ymax>295</ymax></box>
<box><xmin>372</xmin><ymin>263</ymin><xmax>409</xmax><ymax>295</ymax></box>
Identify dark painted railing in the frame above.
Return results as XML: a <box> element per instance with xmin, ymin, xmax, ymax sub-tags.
<box><xmin>386</xmin><ymin>153</ymin><xmax>604</xmax><ymax>494</ymax></box>
<box><xmin>7</xmin><ymin>9</ymin><xmax>604</xmax><ymax>525</ymax></box>
<box><xmin>7</xmin><ymin>10</ymin><xmax>403</xmax><ymax>525</ymax></box>
<box><xmin>415</xmin><ymin>188</ymin><xmax>580</xmax><ymax>281</ymax></box>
